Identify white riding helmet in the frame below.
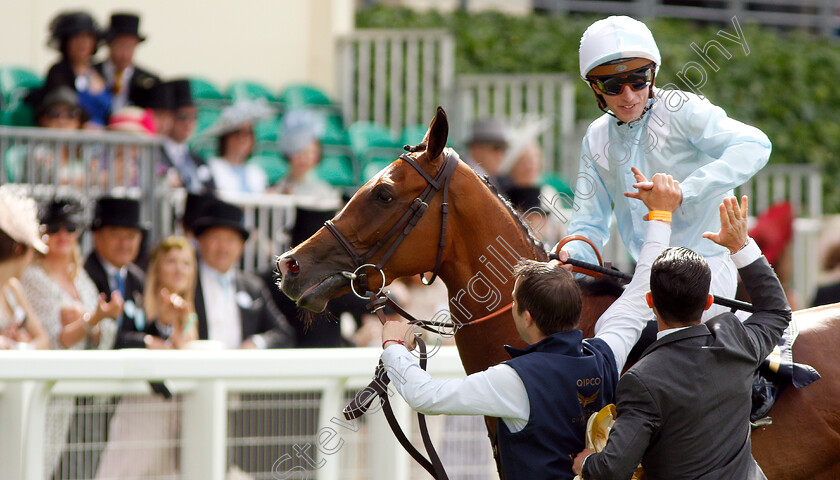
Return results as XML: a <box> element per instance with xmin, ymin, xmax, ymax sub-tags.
<box><xmin>579</xmin><ymin>16</ymin><xmax>661</xmax><ymax>80</ymax></box>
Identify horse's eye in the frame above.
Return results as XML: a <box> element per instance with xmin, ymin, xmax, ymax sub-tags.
<box><xmin>375</xmin><ymin>189</ymin><xmax>393</xmax><ymax>204</ymax></box>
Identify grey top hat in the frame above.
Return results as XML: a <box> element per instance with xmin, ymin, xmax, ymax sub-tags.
<box><xmin>200</xmin><ymin>99</ymin><xmax>276</xmax><ymax>138</ymax></box>
<box><xmin>278</xmin><ymin>109</ymin><xmax>325</xmax><ymax>157</ymax></box>
<box><xmin>467</xmin><ymin>117</ymin><xmax>510</xmax><ymax>146</ymax></box>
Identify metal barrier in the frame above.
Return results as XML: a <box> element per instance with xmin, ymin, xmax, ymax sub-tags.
<box><xmin>0</xmin><ymin>126</ymin><xmax>163</xmax><ymax>242</ymax></box>
<box><xmin>0</xmin><ymin>347</ymin><xmax>496</xmax><ymax>480</ymax></box>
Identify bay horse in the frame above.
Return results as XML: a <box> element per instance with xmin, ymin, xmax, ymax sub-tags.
<box><xmin>277</xmin><ymin>107</ymin><xmax>840</xmax><ymax>479</ymax></box>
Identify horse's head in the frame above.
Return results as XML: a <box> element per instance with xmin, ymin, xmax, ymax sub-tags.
<box><xmin>277</xmin><ymin>106</ymin><xmax>454</xmax><ymax>312</ymax></box>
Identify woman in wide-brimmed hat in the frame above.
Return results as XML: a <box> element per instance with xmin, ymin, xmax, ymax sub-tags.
<box><xmin>37</xmin><ymin>11</ymin><xmax>112</xmax><ymax>127</ymax></box>
<box><xmin>203</xmin><ymin>99</ymin><xmax>276</xmax><ymax>194</ymax></box>
<box><xmin>0</xmin><ymin>186</ymin><xmax>50</xmax><ymax>351</ymax></box>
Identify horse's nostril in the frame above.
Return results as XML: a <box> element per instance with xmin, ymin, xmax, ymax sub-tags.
<box><xmin>287</xmin><ymin>258</ymin><xmax>300</xmax><ymax>274</ymax></box>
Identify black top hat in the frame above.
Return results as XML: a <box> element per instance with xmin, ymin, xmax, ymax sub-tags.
<box><xmin>40</xmin><ymin>198</ymin><xmax>85</xmax><ymax>230</ymax></box>
<box><xmin>191</xmin><ymin>198</ymin><xmax>250</xmax><ymax>240</ymax></box>
<box><xmin>181</xmin><ymin>192</ymin><xmax>216</xmax><ymax>234</ymax></box>
<box><xmin>91</xmin><ymin>196</ymin><xmax>147</xmax><ymax>231</ymax></box>
<box><xmin>104</xmin><ymin>13</ymin><xmax>146</xmax><ymax>43</ymax></box>
<box><xmin>170</xmin><ymin>79</ymin><xmax>194</xmax><ymax>110</ymax></box>
<box><xmin>291</xmin><ymin>207</ymin><xmax>336</xmax><ymax>247</ymax></box>
<box><xmin>48</xmin><ymin>11</ymin><xmax>103</xmax><ymax>50</ymax></box>
<box><xmin>146</xmin><ymin>81</ymin><xmax>176</xmax><ymax>111</ymax></box>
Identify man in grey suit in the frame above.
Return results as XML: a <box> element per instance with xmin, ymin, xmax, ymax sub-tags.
<box><xmin>574</xmin><ymin>195</ymin><xmax>791</xmax><ymax>480</ymax></box>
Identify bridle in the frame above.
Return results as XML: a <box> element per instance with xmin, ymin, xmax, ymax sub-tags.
<box><xmin>324</xmin><ymin>148</ymin><xmax>458</xmax><ymax>305</ymax></box>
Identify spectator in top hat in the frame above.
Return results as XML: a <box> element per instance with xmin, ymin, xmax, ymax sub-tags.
<box><xmin>84</xmin><ymin>196</ymin><xmax>160</xmax><ymax>349</ymax></box>
<box><xmin>36</xmin><ymin>11</ymin><xmax>111</xmax><ymax>127</ymax></box>
<box><xmin>180</xmin><ymin>192</ymin><xmax>216</xmax><ymax>238</ymax></box>
<box><xmin>148</xmin><ymin>80</ymin><xmax>176</xmax><ymax>137</ymax></box>
<box><xmin>203</xmin><ymin>100</ymin><xmax>275</xmax><ymax>194</ymax></box>
<box><xmin>273</xmin><ymin>110</ymin><xmax>341</xmax><ymax>206</ymax></box>
<box><xmin>464</xmin><ymin>117</ymin><xmax>510</xmax><ymax>189</ymax></box>
<box><xmin>94</xmin><ymin>12</ymin><xmax>160</xmax><ymax>112</ymax></box>
<box><xmin>160</xmin><ymin>80</ymin><xmax>215</xmax><ymax>193</ymax></box>
<box><xmin>191</xmin><ymin>198</ymin><xmax>293</xmax><ymax>349</ymax></box>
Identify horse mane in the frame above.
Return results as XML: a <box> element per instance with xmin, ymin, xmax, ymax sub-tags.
<box><xmin>476</xmin><ymin>173</ymin><xmax>550</xmax><ymax>262</ymax></box>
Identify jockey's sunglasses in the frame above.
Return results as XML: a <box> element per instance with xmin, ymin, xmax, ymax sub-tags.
<box><xmin>588</xmin><ymin>66</ymin><xmax>653</xmax><ymax>96</ymax></box>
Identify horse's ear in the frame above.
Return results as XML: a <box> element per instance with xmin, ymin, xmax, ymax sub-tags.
<box><xmin>423</xmin><ymin>106</ymin><xmax>448</xmax><ymax>164</ymax></box>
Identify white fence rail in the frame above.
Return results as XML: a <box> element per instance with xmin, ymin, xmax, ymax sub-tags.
<box><xmin>0</xmin><ymin>347</ymin><xmax>501</xmax><ymax>480</ymax></box>
<box><xmin>456</xmin><ymin>73</ymin><xmax>577</xmax><ymax>179</ymax></box>
<box><xmin>338</xmin><ymin>29</ymin><xmax>456</xmax><ymax>134</ymax></box>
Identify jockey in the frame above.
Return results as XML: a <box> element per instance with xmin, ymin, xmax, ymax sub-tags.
<box><xmin>380</xmin><ymin>174</ymin><xmax>681</xmax><ymax>480</ymax></box>
<box><xmin>563</xmin><ymin>16</ymin><xmax>771</xmax><ymax>320</ymax></box>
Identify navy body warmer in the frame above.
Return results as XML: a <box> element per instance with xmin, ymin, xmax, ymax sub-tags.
<box><xmin>497</xmin><ymin>330</ymin><xmax>618</xmax><ymax>480</ymax></box>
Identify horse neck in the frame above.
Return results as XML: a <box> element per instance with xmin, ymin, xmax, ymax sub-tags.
<box><xmin>437</xmin><ymin>168</ymin><xmax>545</xmax><ymax>321</ymax></box>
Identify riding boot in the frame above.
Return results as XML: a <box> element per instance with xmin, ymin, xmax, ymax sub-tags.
<box><xmin>750</xmin><ymin>372</ymin><xmax>778</xmax><ymax>423</ymax></box>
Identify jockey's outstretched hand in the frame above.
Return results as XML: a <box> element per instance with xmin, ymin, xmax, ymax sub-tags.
<box><xmin>702</xmin><ymin>196</ymin><xmax>750</xmax><ymax>254</ymax></box>
<box><xmin>382</xmin><ymin>319</ymin><xmax>418</xmax><ymax>350</ymax></box>
<box><xmin>624</xmin><ymin>168</ymin><xmax>682</xmax><ymax>215</ymax></box>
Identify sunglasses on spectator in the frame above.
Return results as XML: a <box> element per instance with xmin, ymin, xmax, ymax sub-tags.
<box><xmin>46</xmin><ymin>108</ymin><xmax>81</xmax><ymax>119</ymax></box>
<box><xmin>588</xmin><ymin>67</ymin><xmax>653</xmax><ymax>96</ymax></box>
<box><xmin>44</xmin><ymin>223</ymin><xmax>79</xmax><ymax>234</ymax></box>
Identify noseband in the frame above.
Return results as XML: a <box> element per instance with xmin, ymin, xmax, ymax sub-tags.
<box><xmin>324</xmin><ymin>149</ymin><xmax>458</xmax><ymax>296</ymax></box>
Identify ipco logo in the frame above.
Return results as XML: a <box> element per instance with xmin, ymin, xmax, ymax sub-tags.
<box><xmin>576</xmin><ymin>377</ymin><xmax>601</xmax><ymax>387</ymax></box>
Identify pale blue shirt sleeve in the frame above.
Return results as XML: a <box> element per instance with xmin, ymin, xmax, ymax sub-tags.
<box><xmin>677</xmin><ymin>97</ymin><xmax>771</xmax><ymax>207</ymax></box>
<box><xmin>594</xmin><ymin>220</ymin><xmax>672</xmax><ymax>373</ymax></box>
<box><xmin>565</xmin><ymin>135</ymin><xmax>615</xmax><ymax>266</ymax></box>
<box><xmin>381</xmin><ymin>345</ymin><xmax>530</xmax><ymax>432</ymax></box>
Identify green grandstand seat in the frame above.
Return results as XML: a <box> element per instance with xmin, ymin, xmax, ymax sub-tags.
<box><xmin>0</xmin><ymin>66</ymin><xmax>42</xmax><ymax>104</ymax></box>
<box><xmin>228</xmin><ymin>80</ymin><xmax>277</xmax><ymax>103</ymax></box>
<box><xmin>543</xmin><ymin>173</ymin><xmax>574</xmax><ymax>198</ymax></box>
<box><xmin>249</xmin><ymin>153</ymin><xmax>288</xmax><ymax>186</ymax></box>
<box><xmin>195</xmin><ymin>107</ymin><xmax>222</xmax><ymax>136</ymax></box>
<box><xmin>348</xmin><ymin>122</ymin><xmax>403</xmax><ymax>181</ymax></box>
<box><xmin>316</xmin><ymin>155</ymin><xmax>356</xmax><ymax>187</ymax></box>
<box><xmin>322</xmin><ymin>114</ymin><xmax>349</xmax><ymax>145</ymax></box>
<box><xmin>0</xmin><ymin>99</ymin><xmax>35</xmax><ymax>127</ymax></box>
<box><xmin>189</xmin><ymin>77</ymin><xmax>227</xmax><ymax>102</ymax></box>
<box><xmin>279</xmin><ymin>84</ymin><xmax>334</xmax><ymax>109</ymax></box>
<box><xmin>400</xmin><ymin>124</ymin><xmax>428</xmax><ymax>147</ymax></box>
<box><xmin>254</xmin><ymin>115</ymin><xmax>281</xmax><ymax>142</ymax></box>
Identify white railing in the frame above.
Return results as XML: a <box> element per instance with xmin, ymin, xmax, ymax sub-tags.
<box><xmin>456</xmin><ymin>73</ymin><xmax>578</xmax><ymax>181</ymax></box>
<box><xmin>0</xmin><ymin>347</ymin><xmax>500</xmax><ymax>480</ymax></box>
<box><xmin>337</xmin><ymin>29</ymin><xmax>456</xmax><ymax>134</ymax></box>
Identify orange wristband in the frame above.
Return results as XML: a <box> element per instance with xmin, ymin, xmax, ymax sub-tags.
<box><xmin>648</xmin><ymin>210</ymin><xmax>672</xmax><ymax>222</ymax></box>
